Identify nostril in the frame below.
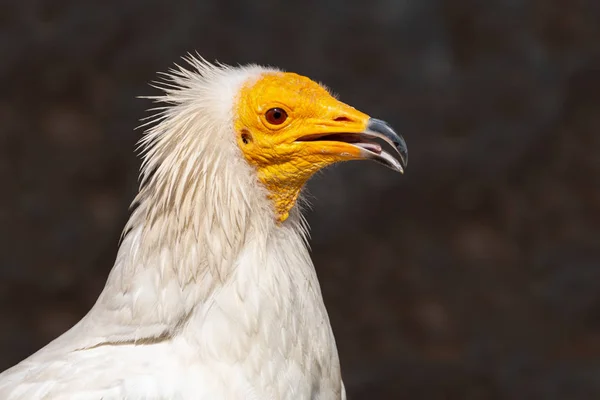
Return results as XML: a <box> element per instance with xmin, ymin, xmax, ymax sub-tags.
<box><xmin>241</xmin><ymin>130</ymin><xmax>252</xmax><ymax>145</ymax></box>
<box><xmin>333</xmin><ymin>116</ymin><xmax>352</xmax><ymax>122</ymax></box>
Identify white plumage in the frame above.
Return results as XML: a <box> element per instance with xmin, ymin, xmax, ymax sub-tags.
<box><xmin>1</xmin><ymin>58</ymin><xmax>344</xmax><ymax>400</ymax></box>
<box><xmin>0</xmin><ymin>55</ymin><xmax>407</xmax><ymax>399</ymax></box>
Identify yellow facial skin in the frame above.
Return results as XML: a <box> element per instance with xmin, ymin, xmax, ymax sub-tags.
<box><xmin>234</xmin><ymin>72</ymin><xmax>371</xmax><ymax>222</ymax></box>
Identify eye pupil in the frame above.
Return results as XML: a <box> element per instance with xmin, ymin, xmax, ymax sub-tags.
<box><xmin>265</xmin><ymin>108</ymin><xmax>288</xmax><ymax>125</ymax></box>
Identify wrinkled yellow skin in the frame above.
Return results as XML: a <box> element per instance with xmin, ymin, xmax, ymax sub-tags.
<box><xmin>234</xmin><ymin>72</ymin><xmax>371</xmax><ymax>222</ymax></box>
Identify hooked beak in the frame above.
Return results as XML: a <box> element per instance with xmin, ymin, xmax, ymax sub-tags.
<box><xmin>294</xmin><ymin>117</ymin><xmax>408</xmax><ymax>173</ymax></box>
<box><xmin>361</xmin><ymin>118</ymin><xmax>408</xmax><ymax>173</ymax></box>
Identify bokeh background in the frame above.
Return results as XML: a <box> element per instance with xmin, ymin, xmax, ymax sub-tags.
<box><xmin>2</xmin><ymin>0</ymin><xmax>600</xmax><ymax>398</ymax></box>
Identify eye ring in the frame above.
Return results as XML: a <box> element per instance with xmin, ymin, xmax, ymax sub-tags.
<box><xmin>265</xmin><ymin>108</ymin><xmax>288</xmax><ymax>125</ymax></box>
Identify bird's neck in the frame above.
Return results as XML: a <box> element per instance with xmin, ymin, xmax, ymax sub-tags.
<box><xmin>50</xmin><ymin>199</ymin><xmax>340</xmax><ymax>393</ymax></box>
<box><xmin>70</xmin><ymin>184</ymin><xmax>320</xmax><ymax>347</ymax></box>
<box><xmin>177</xmin><ymin>215</ymin><xmax>335</xmax><ymax>364</ymax></box>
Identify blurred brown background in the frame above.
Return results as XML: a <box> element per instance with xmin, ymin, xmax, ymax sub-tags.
<box><xmin>2</xmin><ymin>0</ymin><xmax>600</xmax><ymax>398</ymax></box>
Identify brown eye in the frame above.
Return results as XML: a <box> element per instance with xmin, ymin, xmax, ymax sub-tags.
<box><xmin>265</xmin><ymin>108</ymin><xmax>288</xmax><ymax>125</ymax></box>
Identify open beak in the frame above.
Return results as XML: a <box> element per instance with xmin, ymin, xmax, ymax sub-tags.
<box><xmin>295</xmin><ymin>117</ymin><xmax>408</xmax><ymax>173</ymax></box>
<box><xmin>360</xmin><ymin>118</ymin><xmax>408</xmax><ymax>173</ymax></box>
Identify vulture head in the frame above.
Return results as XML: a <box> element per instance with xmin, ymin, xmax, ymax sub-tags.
<box><xmin>137</xmin><ymin>56</ymin><xmax>407</xmax><ymax>230</ymax></box>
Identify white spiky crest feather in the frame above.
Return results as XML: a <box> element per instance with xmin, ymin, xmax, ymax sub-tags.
<box><xmin>134</xmin><ymin>55</ymin><xmax>274</xmax><ymax>233</ymax></box>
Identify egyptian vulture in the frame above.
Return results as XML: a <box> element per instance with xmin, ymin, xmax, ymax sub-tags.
<box><xmin>0</xmin><ymin>56</ymin><xmax>407</xmax><ymax>400</ymax></box>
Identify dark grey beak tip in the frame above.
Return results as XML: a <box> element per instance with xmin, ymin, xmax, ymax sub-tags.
<box><xmin>366</xmin><ymin>118</ymin><xmax>408</xmax><ymax>169</ymax></box>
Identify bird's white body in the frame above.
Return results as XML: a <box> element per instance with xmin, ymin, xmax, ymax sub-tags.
<box><xmin>0</xmin><ymin>219</ymin><xmax>342</xmax><ymax>399</ymax></box>
<box><xmin>0</xmin><ymin>59</ymin><xmax>345</xmax><ymax>399</ymax></box>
